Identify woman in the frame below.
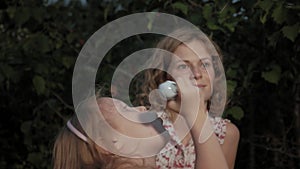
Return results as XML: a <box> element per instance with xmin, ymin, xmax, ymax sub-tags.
<box><xmin>138</xmin><ymin>28</ymin><xmax>240</xmax><ymax>169</ymax></box>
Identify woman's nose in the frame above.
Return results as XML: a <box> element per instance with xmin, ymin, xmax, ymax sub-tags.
<box><xmin>191</xmin><ymin>66</ymin><xmax>202</xmax><ymax>79</ymax></box>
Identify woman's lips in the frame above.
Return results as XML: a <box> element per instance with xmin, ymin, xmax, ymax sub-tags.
<box><xmin>194</xmin><ymin>83</ymin><xmax>206</xmax><ymax>88</ymax></box>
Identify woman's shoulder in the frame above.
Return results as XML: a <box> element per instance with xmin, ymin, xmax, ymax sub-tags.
<box><xmin>209</xmin><ymin>116</ymin><xmax>239</xmax><ymax>144</ymax></box>
<box><xmin>224</xmin><ymin>121</ymin><xmax>240</xmax><ymax>144</ymax></box>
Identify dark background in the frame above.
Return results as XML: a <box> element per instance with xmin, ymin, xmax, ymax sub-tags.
<box><xmin>0</xmin><ymin>0</ymin><xmax>299</xmax><ymax>168</ymax></box>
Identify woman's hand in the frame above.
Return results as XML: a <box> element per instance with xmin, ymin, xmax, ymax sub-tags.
<box><xmin>167</xmin><ymin>77</ymin><xmax>205</xmax><ymax>125</ymax></box>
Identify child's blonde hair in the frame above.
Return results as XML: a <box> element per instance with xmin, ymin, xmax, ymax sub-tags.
<box><xmin>52</xmin><ymin>96</ymin><xmax>155</xmax><ymax>169</ymax></box>
<box><xmin>53</xmin><ymin>116</ymin><xmax>106</xmax><ymax>169</ymax></box>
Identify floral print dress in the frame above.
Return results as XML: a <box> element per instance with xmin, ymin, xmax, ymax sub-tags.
<box><xmin>156</xmin><ymin>111</ymin><xmax>230</xmax><ymax>169</ymax></box>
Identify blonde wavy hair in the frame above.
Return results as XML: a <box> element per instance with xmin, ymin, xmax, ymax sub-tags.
<box><xmin>52</xmin><ymin>92</ymin><xmax>155</xmax><ymax>169</ymax></box>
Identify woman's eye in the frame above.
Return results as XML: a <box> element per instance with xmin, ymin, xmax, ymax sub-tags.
<box><xmin>201</xmin><ymin>62</ymin><xmax>211</xmax><ymax>68</ymax></box>
<box><xmin>177</xmin><ymin>64</ymin><xmax>188</xmax><ymax>69</ymax></box>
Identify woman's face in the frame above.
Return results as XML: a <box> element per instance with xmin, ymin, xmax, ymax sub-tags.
<box><xmin>168</xmin><ymin>40</ymin><xmax>215</xmax><ymax>101</ymax></box>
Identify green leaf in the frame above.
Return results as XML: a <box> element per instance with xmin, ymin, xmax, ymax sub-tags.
<box><xmin>38</xmin><ymin>34</ymin><xmax>52</xmax><ymax>53</ymax></box>
<box><xmin>23</xmin><ymin>34</ymin><xmax>52</xmax><ymax>53</ymax></box>
<box><xmin>226</xmin><ymin>106</ymin><xmax>244</xmax><ymax>120</ymax></box>
<box><xmin>56</xmin><ymin>40</ymin><xmax>63</xmax><ymax>49</ymax></box>
<box><xmin>62</xmin><ymin>57</ymin><xmax>74</xmax><ymax>69</ymax></box>
<box><xmin>256</xmin><ymin>0</ymin><xmax>273</xmax><ymax>24</ymax></box>
<box><xmin>14</xmin><ymin>7</ymin><xmax>31</xmax><ymax>25</ymax></box>
<box><xmin>6</xmin><ymin>7</ymin><xmax>16</xmax><ymax>19</ymax></box>
<box><xmin>226</xmin><ymin>68</ymin><xmax>237</xmax><ymax>78</ymax></box>
<box><xmin>227</xmin><ymin>80</ymin><xmax>237</xmax><ymax>97</ymax></box>
<box><xmin>219</xmin><ymin>6</ymin><xmax>236</xmax><ymax>24</ymax></box>
<box><xmin>172</xmin><ymin>2</ymin><xmax>188</xmax><ymax>15</ymax></box>
<box><xmin>31</xmin><ymin>7</ymin><xmax>45</xmax><ymax>22</ymax></box>
<box><xmin>261</xmin><ymin>64</ymin><xmax>282</xmax><ymax>84</ymax></box>
<box><xmin>21</xmin><ymin>121</ymin><xmax>33</xmax><ymax>146</ymax></box>
<box><xmin>207</xmin><ymin>21</ymin><xmax>220</xmax><ymax>30</ymax></box>
<box><xmin>257</xmin><ymin>0</ymin><xmax>273</xmax><ymax>12</ymax></box>
<box><xmin>224</xmin><ymin>21</ymin><xmax>238</xmax><ymax>32</ymax></box>
<box><xmin>260</xmin><ymin>12</ymin><xmax>268</xmax><ymax>24</ymax></box>
<box><xmin>282</xmin><ymin>24</ymin><xmax>299</xmax><ymax>42</ymax></box>
<box><xmin>272</xmin><ymin>3</ymin><xmax>287</xmax><ymax>24</ymax></box>
<box><xmin>190</xmin><ymin>14</ymin><xmax>202</xmax><ymax>25</ymax></box>
<box><xmin>33</xmin><ymin>75</ymin><xmax>46</xmax><ymax>95</ymax></box>
<box><xmin>0</xmin><ymin>64</ymin><xmax>20</xmax><ymax>83</ymax></box>
<box><xmin>67</xmin><ymin>33</ymin><xmax>76</xmax><ymax>44</ymax></box>
<box><xmin>203</xmin><ymin>4</ymin><xmax>213</xmax><ymax>20</ymax></box>
<box><xmin>104</xmin><ymin>5</ymin><xmax>111</xmax><ymax>21</ymax></box>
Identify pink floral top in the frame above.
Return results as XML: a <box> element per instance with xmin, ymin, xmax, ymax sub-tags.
<box><xmin>156</xmin><ymin>112</ymin><xmax>230</xmax><ymax>169</ymax></box>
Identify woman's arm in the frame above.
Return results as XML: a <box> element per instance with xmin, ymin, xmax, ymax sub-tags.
<box><xmin>189</xmin><ymin>113</ymin><xmax>229</xmax><ymax>169</ymax></box>
<box><xmin>175</xmin><ymin>77</ymin><xmax>229</xmax><ymax>169</ymax></box>
<box><xmin>221</xmin><ymin>123</ymin><xmax>240</xmax><ymax>169</ymax></box>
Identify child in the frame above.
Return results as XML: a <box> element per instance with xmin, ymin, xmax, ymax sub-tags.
<box><xmin>52</xmin><ymin>97</ymin><xmax>165</xmax><ymax>169</ymax></box>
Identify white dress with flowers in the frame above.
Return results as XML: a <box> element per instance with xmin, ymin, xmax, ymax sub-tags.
<box><xmin>155</xmin><ymin>111</ymin><xmax>230</xmax><ymax>169</ymax></box>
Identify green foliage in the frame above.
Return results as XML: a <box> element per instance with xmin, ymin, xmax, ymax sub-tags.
<box><xmin>1</xmin><ymin>0</ymin><xmax>299</xmax><ymax>169</ymax></box>
<box><xmin>33</xmin><ymin>76</ymin><xmax>46</xmax><ymax>95</ymax></box>
<box><xmin>282</xmin><ymin>24</ymin><xmax>300</xmax><ymax>41</ymax></box>
<box><xmin>225</xmin><ymin>106</ymin><xmax>244</xmax><ymax>120</ymax></box>
<box><xmin>172</xmin><ymin>2</ymin><xmax>189</xmax><ymax>15</ymax></box>
<box><xmin>261</xmin><ymin>64</ymin><xmax>282</xmax><ymax>84</ymax></box>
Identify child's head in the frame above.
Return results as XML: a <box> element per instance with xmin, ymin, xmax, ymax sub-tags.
<box><xmin>53</xmin><ymin>97</ymin><xmax>167</xmax><ymax>169</ymax></box>
<box><xmin>95</xmin><ymin>97</ymin><xmax>168</xmax><ymax>157</ymax></box>
<box><xmin>53</xmin><ymin>115</ymin><xmax>106</xmax><ymax>169</ymax></box>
